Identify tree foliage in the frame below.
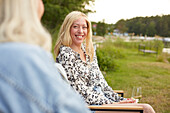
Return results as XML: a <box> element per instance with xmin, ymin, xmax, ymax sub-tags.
<box><xmin>116</xmin><ymin>15</ymin><xmax>170</xmax><ymax>37</ymax></box>
<box><xmin>91</xmin><ymin>15</ymin><xmax>170</xmax><ymax>37</ymax></box>
<box><xmin>92</xmin><ymin>21</ymin><xmax>115</xmax><ymax>36</ymax></box>
<box><xmin>96</xmin><ymin>20</ymin><xmax>106</xmax><ymax>36</ymax></box>
<box><xmin>41</xmin><ymin>0</ymin><xmax>95</xmax><ymax>45</ymax></box>
<box><xmin>42</xmin><ymin>0</ymin><xmax>94</xmax><ymax>30</ymax></box>
<box><xmin>115</xmin><ymin>19</ymin><xmax>128</xmax><ymax>34</ymax></box>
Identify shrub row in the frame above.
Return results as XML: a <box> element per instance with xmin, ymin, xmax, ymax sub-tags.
<box><xmin>96</xmin><ymin>38</ymin><xmax>166</xmax><ymax>72</ymax></box>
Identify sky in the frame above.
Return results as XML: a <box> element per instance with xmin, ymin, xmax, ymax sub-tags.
<box><xmin>86</xmin><ymin>0</ymin><xmax>170</xmax><ymax>24</ymax></box>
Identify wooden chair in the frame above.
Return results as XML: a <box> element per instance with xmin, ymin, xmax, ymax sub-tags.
<box><xmin>88</xmin><ymin>89</ymin><xmax>143</xmax><ymax>113</ymax></box>
<box><xmin>55</xmin><ymin>64</ymin><xmax>143</xmax><ymax>112</ymax></box>
<box><xmin>114</xmin><ymin>90</ymin><xmax>124</xmax><ymax>97</ymax></box>
<box><xmin>88</xmin><ymin>105</ymin><xmax>143</xmax><ymax>113</ymax></box>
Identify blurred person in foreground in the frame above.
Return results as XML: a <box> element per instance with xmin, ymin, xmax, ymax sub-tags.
<box><xmin>0</xmin><ymin>0</ymin><xmax>91</xmax><ymax>113</ymax></box>
<box><xmin>54</xmin><ymin>11</ymin><xmax>155</xmax><ymax>113</ymax></box>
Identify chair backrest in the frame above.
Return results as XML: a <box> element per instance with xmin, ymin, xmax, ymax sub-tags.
<box><xmin>54</xmin><ymin>63</ymin><xmax>69</xmax><ymax>83</ymax></box>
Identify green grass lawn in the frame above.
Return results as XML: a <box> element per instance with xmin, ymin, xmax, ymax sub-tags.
<box><xmin>104</xmin><ymin>48</ymin><xmax>170</xmax><ymax>113</ymax></box>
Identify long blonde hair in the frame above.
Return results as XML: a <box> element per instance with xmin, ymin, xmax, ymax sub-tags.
<box><xmin>54</xmin><ymin>11</ymin><xmax>94</xmax><ymax>61</ymax></box>
<box><xmin>0</xmin><ymin>0</ymin><xmax>51</xmax><ymax>51</ymax></box>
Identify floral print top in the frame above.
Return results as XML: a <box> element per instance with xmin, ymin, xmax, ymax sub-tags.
<box><xmin>56</xmin><ymin>45</ymin><xmax>123</xmax><ymax>105</ymax></box>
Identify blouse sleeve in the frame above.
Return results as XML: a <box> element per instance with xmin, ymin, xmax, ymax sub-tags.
<box><xmin>93</xmin><ymin>52</ymin><xmax>123</xmax><ymax>102</ymax></box>
<box><xmin>57</xmin><ymin>47</ymin><xmax>114</xmax><ymax>105</ymax></box>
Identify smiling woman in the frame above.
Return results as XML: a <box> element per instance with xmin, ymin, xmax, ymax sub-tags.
<box><xmin>54</xmin><ymin>11</ymin><xmax>94</xmax><ymax>61</ymax></box>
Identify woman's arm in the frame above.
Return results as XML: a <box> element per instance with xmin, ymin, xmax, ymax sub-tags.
<box><xmin>93</xmin><ymin>53</ymin><xmax>123</xmax><ymax>102</ymax></box>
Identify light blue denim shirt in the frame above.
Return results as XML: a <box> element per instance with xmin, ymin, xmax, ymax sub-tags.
<box><xmin>0</xmin><ymin>42</ymin><xmax>91</xmax><ymax>113</ymax></box>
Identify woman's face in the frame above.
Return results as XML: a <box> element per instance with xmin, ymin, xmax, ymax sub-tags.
<box><xmin>70</xmin><ymin>17</ymin><xmax>88</xmax><ymax>46</ymax></box>
<box><xmin>37</xmin><ymin>0</ymin><xmax>44</xmax><ymax>19</ymax></box>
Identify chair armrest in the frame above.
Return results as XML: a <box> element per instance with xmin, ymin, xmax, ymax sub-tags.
<box><xmin>88</xmin><ymin>105</ymin><xmax>143</xmax><ymax>113</ymax></box>
<box><xmin>114</xmin><ymin>90</ymin><xmax>124</xmax><ymax>97</ymax></box>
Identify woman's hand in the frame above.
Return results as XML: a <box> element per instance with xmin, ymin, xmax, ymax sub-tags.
<box><xmin>119</xmin><ymin>98</ymin><xmax>136</xmax><ymax>104</ymax></box>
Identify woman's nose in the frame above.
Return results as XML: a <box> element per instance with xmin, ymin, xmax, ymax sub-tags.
<box><xmin>78</xmin><ymin>27</ymin><xmax>83</xmax><ymax>33</ymax></box>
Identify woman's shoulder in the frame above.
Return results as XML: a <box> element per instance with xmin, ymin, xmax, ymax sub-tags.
<box><xmin>58</xmin><ymin>45</ymin><xmax>76</xmax><ymax>59</ymax></box>
<box><xmin>59</xmin><ymin>45</ymin><xmax>72</xmax><ymax>54</ymax></box>
<box><xmin>0</xmin><ymin>42</ymin><xmax>48</xmax><ymax>59</ymax></box>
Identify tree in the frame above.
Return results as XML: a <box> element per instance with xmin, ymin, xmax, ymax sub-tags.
<box><xmin>96</xmin><ymin>20</ymin><xmax>106</xmax><ymax>36</ymax></box>
<box><xmin>146</xmin><ymin>21</ymin><xmax>156</xmax><ymax>36</ymax></box>
<box><xmin>115</xmin><ymin>19</ymin><xmax>128</xmax><ymax>34</ymax></box>
<box><xmin>123</xmin><ymin>15</ymin><xmax>170</xmax><ymax>37</ymax></box>
<box><xmin>42</xmin><ymin>0</ymin><xmax>95</xmax><ymax>46</ymax></box>
<box><xmin>42</xmin><ymin>0</ymin><xmax>94</xmax><ymax>31</ymax></box>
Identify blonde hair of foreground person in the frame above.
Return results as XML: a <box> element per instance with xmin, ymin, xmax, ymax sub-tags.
<box><xmin>0</xmin><ymin>0</ymin><xmax>51</xmax><ymax>52</ymax></box>
<box><xmin>54</xmin><ymin>11</ymin><xmax>94</xmax><ymax>61</ymax></box>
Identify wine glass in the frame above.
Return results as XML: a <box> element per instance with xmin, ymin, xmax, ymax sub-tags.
<box><xmin>131</xmin><ymin>87</ymin><xmax>142</xmax><ymax>103</ymax></box>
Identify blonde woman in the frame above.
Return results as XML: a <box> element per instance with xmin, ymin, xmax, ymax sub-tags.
<box><xmin>54</xmin><ymin>11</ymin><xmax>94</xmax><ymax>61</ymax></box>
<box><xmin>54</xmin><ymin>11</ymin><xmax>155</xmax><ymax>113</ymax></box>
<box><xmin>0</xmin><ymin>1</ymin><xmax>91</xmax><ymax>113</ymax></box>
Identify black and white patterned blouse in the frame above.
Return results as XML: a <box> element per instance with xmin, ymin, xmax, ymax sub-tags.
<box><xmin>56</xmin><ymin>45</ymin><xmax>124</xmax><ymax>105</ymax></box>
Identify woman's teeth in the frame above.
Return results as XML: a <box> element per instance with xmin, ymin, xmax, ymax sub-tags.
<box><xmin>76</xmin><ymin>36</ymin><xmax>83</xmax><ymax>38</ymax></box>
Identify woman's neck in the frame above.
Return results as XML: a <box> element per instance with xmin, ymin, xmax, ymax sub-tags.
<box><xmin>70</xmin><ymin>44</ymin><xmax>82</xmax><ymax>53</ymax></box>
<box><xmin>70</xmin><ymin>44</ymin><xmax>86</xmax><ymax>62</ymax></box>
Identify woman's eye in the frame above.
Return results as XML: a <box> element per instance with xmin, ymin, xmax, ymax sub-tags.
<box><xmin>83</xmin><ymin>26</ymin><xmax>87</xmax><ymax>29</ymax></box>
<box><xmin>73</xmin><ymin>26</ymin><xmax>78</xmax><ymax>28</ymax></box>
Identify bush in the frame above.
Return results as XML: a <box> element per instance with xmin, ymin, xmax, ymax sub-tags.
<box><xmin>96</xmin><ymin>39</ymin><xmax>125</xmax><ymax>72</ymax></box>
<box><xmin>157</xmin><ymin>53</ymin><xmax>170</xmax><ymax>63</ymax></box>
